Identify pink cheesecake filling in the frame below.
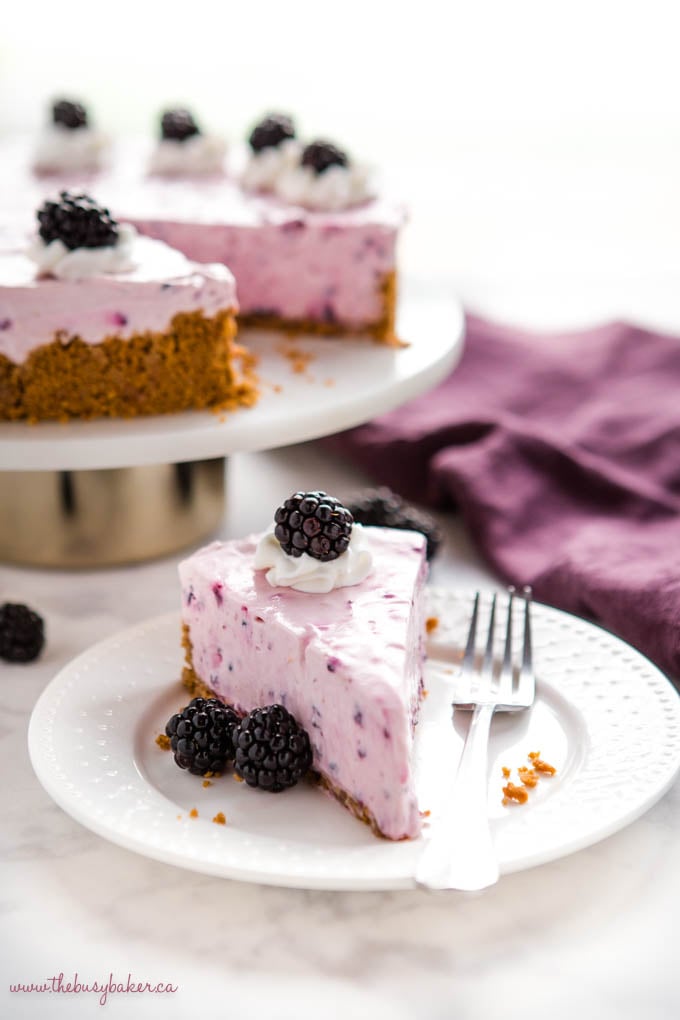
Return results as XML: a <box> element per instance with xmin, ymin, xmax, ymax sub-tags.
<box><xmin>0</xmin><ymin>236</ymin><xmax>238</xmax><ymax>364</ymax></box>
<box><xmin>100</xmin><ymin>162</ymin><xmax>404</xmax><ymax>328</ymax></box>
<box><xmin>179</xmin><ymin>527</ymin><xmax>428</xmax><ymax>840</ymax></box>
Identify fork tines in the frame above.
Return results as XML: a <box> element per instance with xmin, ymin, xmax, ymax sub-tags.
<box><xmin>457</xmin><ymin>586</ymin><xmax>535</xmax><ymax>710</ymax></box>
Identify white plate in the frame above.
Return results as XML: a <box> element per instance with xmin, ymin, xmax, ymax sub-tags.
<box><xmin>0</xmin><ymin>283</ymin><xmax>463</xmax><ymax>471</ymax></box>
<box><xmin>28</xmin><ymin>590</ymin><xmax>680</xmax><ymax>891</ymax></box>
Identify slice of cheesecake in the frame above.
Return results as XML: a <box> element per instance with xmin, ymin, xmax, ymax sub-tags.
<box><xmin>178</xmin><ymin>525</ymin><xmax>428</xmax><ymax>839</ymax></box>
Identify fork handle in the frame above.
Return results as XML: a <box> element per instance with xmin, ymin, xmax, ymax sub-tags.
<box><xmin>415</xmin><ymin>703</ymin><xmax>499</xmax><ymax>891</ymax></box>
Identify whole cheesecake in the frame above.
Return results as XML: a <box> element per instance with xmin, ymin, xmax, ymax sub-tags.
<box><xmin>178</xmin><ymin>494</ymin><xmax>428</xmax><ymax>840</ymax></box>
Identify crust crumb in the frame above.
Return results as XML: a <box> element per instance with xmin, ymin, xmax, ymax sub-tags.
<box><xmin>421</xmin><ymin>688</ymin><xmax>429</xmax><ymax>699</ymax></box>
<box><xmin>276</xmin><ymin>342</ymin><xmax>315</xmax><ymax>375</ymax></box>
<box><xmin>501</xmin><ymin>766</ymin><xmax>511</xmax><ymax>778</ymax></box>
<box><xmin>233</xmin><ymin>773</ymin><xmax>244</xmax><ymax>783</ymax></box>
<box><xmin>155</xmin><ymin>733</ymin><xmax>171</xmax><ymax>751</ymax></box>
<box><xmin>425</xmin><ymin>616</ymin><xmax>439</xmax><ymax>634</ymax></box>
<box><xmin>189</xmin><ymin>808</ymin><xmax>198</xmax><ymax>819</ymax></box>
<box><xmin>202</xmin><ymin>779</ymin><xmax>212</xmax><ymax>788</ymax></box>
<box><xmin>502</xmin><ymin>782</ymin><xmax>529</xmax><ymax>805</ymax></box>
<box><xmin>212</xmin><ymin>812</ymin><xmax>227</xmax><ymax>825</ymax></box>
<box><xmin>518</xmin><ymin>766</ymin><xmax>539</xmax><ymax>788</ymax></box>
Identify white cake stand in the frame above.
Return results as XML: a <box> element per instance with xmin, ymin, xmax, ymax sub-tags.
<box><xmin>0</xmin><ymin>285</ymin><xmax>464</xmax><ymax>566</ymax></box>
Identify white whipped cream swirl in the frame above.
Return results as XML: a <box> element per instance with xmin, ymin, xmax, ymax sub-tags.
<box><xmin>274</xmin><ymin>161</ymin><xmax>374</xmax><ymax>211</ymax></box>
<box><xmin>28</xmin><ymin>223</ymin><xmax>138</xmax><ymax>280</ymax></box>
<box><xmin>32</xmin><ymin>124</ymin><xmax>110</xmax><ymax>173</ymax></box>
<box><xmin>254</xmin><ymin>523</ymin><xmax>374</xmax><ymax>594</ymax></box>
<box><xmin>241</xmin><ymin>138</ymin><xmax>301</xmax><ymax>192</ymax></box>
<box><xmin>149</xmin><ymin>134</ymin><xmax>226</xmax><ymax>176</ymax></box>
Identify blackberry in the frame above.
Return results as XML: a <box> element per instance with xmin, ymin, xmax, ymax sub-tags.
<box><xmin>274</xmin><ymin>490</ymin><xmax>353</xmax><ymax>561</ymax></box>
<box><xmin>346</xmin><ymin>487</ymin><xmax>442</xmax><ymax>561</ymax></box>
<box><xmin>0</xmin><ymin>603</ymin><xmax>45</xmax><ymax>663</ymax></box>
<box><xmin>301</xmin><ymin>140</ymin><xmax>348</xmax><ymax>174</ymax></box>
<box><xmin>52</xmin><ymin>99</ymin><xmax>88</xmax><ymax>130</ymax></box>
<box><xmin>165</xmin><ymin>697</ymin><xmax>239</xmax><ymax>776</ymax></box>
<box><xmin>161</xmin><ymin>108</ymin><xmax>201</xmax><ymax>142</ymax></box>
<box><xmin>233</xmin><ymin>704</ymin><xmax>312</xmax><ymax>792</ymax></box>
<box><xmin>37</xmin><ymin>192</ymin><xmax>119</xmax><ymax>250</ymax></box>
<box><xmin>248</xmin><ymin>112</ymin><xmax>296</xmax><ymax>152</ymax></box>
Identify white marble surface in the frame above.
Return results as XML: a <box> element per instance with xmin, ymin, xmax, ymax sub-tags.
<box><xmin>1</xmin><ymin>443</ymin><xmax>679</xmax><ymax>1020</ymax></box>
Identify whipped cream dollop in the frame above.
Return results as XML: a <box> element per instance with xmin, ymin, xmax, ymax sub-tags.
<box><xmin>28</xmin><ymin>223</ymin><xmax>138</xmax><ymax>280</ymax></box>
<box><xmin>32</xmin><ymin>124</ymin><xmax>110</xmax><ymax>173</ymax></box>
<box><xmin>274</xmin><ymin>161</ymin><xmax>374</xmax><ymax>211</ymax></box>
<box><xmin>241</xmin><ymin>138</ymin><xmax>301</xmax><ymax>192</ymax></box>
<box><xmin>254</xmin><ymin>523</ymin><xmax>374</xmax><ymax>594</ymax></box>
<box><xmin>149</xmin><ymin>134</ymin><xmax>227</xmax><ymax>176</ymax></box>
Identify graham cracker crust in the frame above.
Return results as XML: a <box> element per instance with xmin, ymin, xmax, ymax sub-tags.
<box><xmin>0</xmin><ymin>308</ymin><xmax>259</xmax><ymax>422</ymax></box>
<box><xmin>180</xmin><ymin>623</ymin><xmax>397</xmax><ymax>839</ymax></box>
<box><xmin>239</xmin><ymin>270</ymin><xmax>401</xmax><ymax>346</ymax></box>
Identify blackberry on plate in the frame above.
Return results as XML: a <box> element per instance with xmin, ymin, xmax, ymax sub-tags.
<box><xmin>161</xmin><ymin>108</ymin><xmax>201</xmax><ymax>142</ymax></box>
<box><xmin>52</xmin><ymin>99</ymin><xmax>88</xmax><ymax>130</ymax></box>
<box><xmin>233</xmin><ymin>704</ymin><xmax>312</xmax><ymax>792</ymax></box>
<box><xmin>37</xmin><ymin>191</ymin><xmax>119</xmax><ymax>250</ymax></box>
<box><xmin>248</xmin><ymin>112</ymin><xmax>295</xmax><ymax>152</ymax></box>
<box><xmin>301</xmin><ymin>140</ymin><xmax>349</xmax><ymax>174</ymax></box>
<box><xmin>274</xmin><ymin>490</ymin><xmax>353</xmax><ymax>561</ymax></box>
<box><xmin>0</xmin><ymin>602</ymin><xmax>45</xmax><ymax>663</ymax></box>
<box><xmin>165</xmin><ymin>697</ymin><xmax>239</xmax><ymax>776</ymax></box>
<box><xmin>346</xmin><ymin>487</ymin><xmax>442</xmax><ymax>561</ymax></box>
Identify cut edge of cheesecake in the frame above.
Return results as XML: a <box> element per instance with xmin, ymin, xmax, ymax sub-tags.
<box><xmin>179</xmin><ymin>622</ymin><xmax>411</xmax><ymax>840</ymax></box>
<box><xmin>0</xmin><ymin>308</ymin><xmax>259</xmax><ymax>421</ymax></box>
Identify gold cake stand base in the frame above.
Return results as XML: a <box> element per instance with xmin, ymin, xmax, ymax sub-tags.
<box><xmin>0</xmin><ymin>459</ymin><xmax>225</xmax><ymax>568</ymax></box>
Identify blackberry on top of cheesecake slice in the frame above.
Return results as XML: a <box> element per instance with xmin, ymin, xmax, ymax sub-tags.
<box><xmin>178</xmin><ymin>490</ymin><xmax>428</xmax><ymax>840</ymax></box>
<box><xmin>0</xmin><ymin>190</ymin><xmax>257</xmax><ymax>421</ymax></box>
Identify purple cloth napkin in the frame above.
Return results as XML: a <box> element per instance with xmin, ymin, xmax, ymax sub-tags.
<box><xmin>327</xmin><ymin>314</ymin><xmax>680</xmax><ymax>679</ymax></box>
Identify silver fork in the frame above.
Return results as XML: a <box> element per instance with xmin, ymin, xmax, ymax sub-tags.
<box><xmin>416</xmin><ymin>586</ymin><xmax>535</xmax><ymax>891</ymax></box>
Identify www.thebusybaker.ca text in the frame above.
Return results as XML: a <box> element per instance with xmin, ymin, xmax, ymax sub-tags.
<box><xmin>9</xmin><ymin>972</ymin><xmax>179</xmax><ymax>1006</ymax></box>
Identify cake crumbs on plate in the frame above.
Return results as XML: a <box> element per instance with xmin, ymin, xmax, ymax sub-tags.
<box><xmin>502</xmin><ymin>782</ymin><xmax>529</xmax><ymax>805</ymax></box>
<box><xmin>421</xmin><ymin>688</ymin><xmax>429</xmax><ymax>698</ymax></box>
<box><xmin>189</xmin><ymin>808</ymin><xmax>198</xmax><ymax>819</ymax></box>
<box><xmin>233</xmin><ymin>773</ymin><xmax>244</xmax><ymax>783</ymax></box>
<box><xmin>529</xmin><ymin>751</ymin><xmax>557</xmax><ymax>775</ymax></box>
<box><xmin>203</xmin><ymin>770</ymin><xmax>220</xmax><ymax>778</ymax></box>
<box><xmin>212</xmin><ymin>812</ymin><xmax>227</xmax><ymax>825</ymax></box>
<box><xmin>518</xmin><ymin>766</ymin><xmax>539</xmax><ymax>788</ymax></box>
<box><xmin>502</xmin><ymin>751</ymin><xmax>557</xmax><ymax>805</ymax></box>
<box><xmin>276</xmin><ymin>341</ymin><xmax>315</xmax><ymax>375</ymax></box>
<box><xmin>202</xmin><ymin>779</ymin><xmax>212</xmax><ymax>788</ymax></box>
<box><xmin>155</xmin><ymin>733</ymin><xmax>171</xmax><ymax>751</ymax></box>
<box><xmin>425</xmin><ymin>616</ymin><xmax>439</xmax><ymax>633</ymax></box>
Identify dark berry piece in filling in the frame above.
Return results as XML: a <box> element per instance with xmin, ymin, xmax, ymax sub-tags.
<box><xmin>37</xmin><ymin>191</ymin><xmax>119</xmax><ymax>250</ymax></box>
<box><xmin>165</xmin><ymin>697</ymin><xmax>239</xmax><ymax>776</ymax></box>
<box><xmin>274</xmin><ymin>490</ymin><xmax>353</xmax><ymax>561</ymax></box>
<box><xmin>346</xmin><ymin>487</ymin><xmax>443</xmax><ymax>561</ymax></box>
<box><xmin>248</xmin><ymin>112</ymin><xmax>296</xmax><ymax>152</ymax></box>
<box><xmin>0</xmin><ymin>603</ymin><xmax>45</xmax><ymax>663</ymax></box>
<box><xmin>52</xmin><ymin>99</ymin><xmax>88</xmax><ymax>130</ymax></box>
<box><xmin>232</xmin><ymin>704</ymin><xmax>312</xmax><ymax>792</ymax></box>
<box><xmin>160</xmin><ymin>108</ymin><xmax>201</xmax><ymax>142</ymax></box>
<box><xmin>301</xmin><ymin>140</ymin><xmax>349</xmax><ymax>174</ymax></box>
